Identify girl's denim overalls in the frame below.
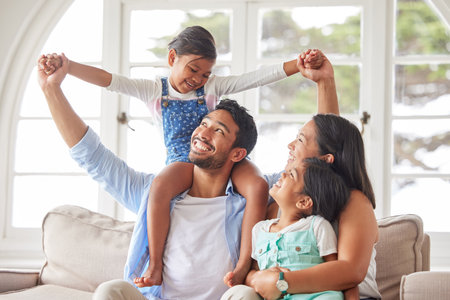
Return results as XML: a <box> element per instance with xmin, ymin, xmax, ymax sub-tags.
<box><xmin>160</xmin><ymin>77</ymin><xmax>209</xmax><ymax>165</ymax></box>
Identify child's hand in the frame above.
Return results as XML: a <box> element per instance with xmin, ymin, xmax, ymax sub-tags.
<box><xmin>297</xmin><ymin>49</ymin><xmax>334</xmax><ymax>83</ymax></box>
<box><xmin>300</xmin><ymin>49</ymin><xmax>323</xmax><ymax>69</ymax></box>
<box><xmin>38</xmin><ymin>53</ymin><xmax>62</xmax><ymax>75</ymax></box>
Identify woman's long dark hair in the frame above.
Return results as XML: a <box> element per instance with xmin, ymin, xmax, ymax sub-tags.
<box><xmin>313</xmin><ymin>114</ymin><xmax>376</xmax><ymax>208</ymax></box>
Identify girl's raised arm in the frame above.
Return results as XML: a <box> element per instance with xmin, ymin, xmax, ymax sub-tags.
<box><xmin>68</xmin><ymin>59</ymin><xmax>112</xmax><ymax>87</ymax></box>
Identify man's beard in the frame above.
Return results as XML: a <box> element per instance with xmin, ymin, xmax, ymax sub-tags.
<box><xmin>189</xmin><ymin>151</ymin><xmax>228</xmax><ymax>169</ymax></box>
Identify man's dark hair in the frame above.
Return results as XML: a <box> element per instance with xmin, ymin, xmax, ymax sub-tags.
<box><xmin>215</xmin><ymin>99</ymin><xmax>257</xmax><ymax>155</ymax></box>
<box><xmin>302</xmin><ymin>157</ymin><xmax>349</xmax><ymax>223</ymax></box>
<box><xmin>168</xmin><ymin>26</ymin><xmax>217</xmax><ymax>61</ymax></box>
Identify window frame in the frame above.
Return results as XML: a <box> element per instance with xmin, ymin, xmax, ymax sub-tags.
<box><xmin>1</xmin><ymin>0</ymin><xmax>449</xmax><ymax>269</ymax></box>
<box><xmin>386</xmin><ymin>0</ymin><xmax>450</xmax><ymax>268</ymax></box>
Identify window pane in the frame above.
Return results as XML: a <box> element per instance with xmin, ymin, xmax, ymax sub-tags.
<box><xmin>129</xmin><ymin>9</ymin><xmax>231</xmax><ymax>62</ymax></box>
<box><xmin>396</xmin><ymin>0</ymin><xmax>450</xmax><ymax>56</ymax></box>
<box><xmin>21</xmin><ymin>67</ymin><xmax>101</xmax><ymax>118</ymax></box>
<box><xmin>40</xmin><ymin>0</ymin><xmax>103</xmax><ymax>61</ymax></box>
<box><xmin>253</xmin><ymin>122</ymin><xmax>301</xmax><ymax>173</ymax></box>
<box><xmin>392</xmin><ymin>119</ymin><xmax>450</xmax><ymax>173</ymax></box>
<box><xmin>259</xmin><ymin>65</ymin><xmax>359</xmax><ymax>114</ymax></box>
<box><xmin>12</xmin><ymin>175</ymin><xmax>98</xmax><ymax>228</ymax></box>
<box><xmin>393</xmin><ymin>64</ymin><xmax>450</xmax><ymax>116</ymax></box>
<box><xmin>392</xmin><ymin>178</ymin><xmax>450</xmax><ymax>232</ymax></box>
<box><xmin>15</xmin><ymin>120</ymin><xmax>100</xmax><ymax>172</ymax></box>
<box><xmin>126</xmin><ymin>120</ymin><xmax>165</xmax><ymax>174</ymax></box>
<box><xmin>260</xmin><ymin>7</ymin><xmax>361</xmax><ymax>58</ymax></box>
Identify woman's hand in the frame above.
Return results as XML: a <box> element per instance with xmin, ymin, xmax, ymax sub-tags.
<box><xmin>297</xmin><ymin>49</ymin><xmax>339</xmax><ymax>114</ymax></box>
<box><xmin>249</xmin><ymin>266</ymin><xmax>290</xmax><ymax>300</ymax></box>
<box><xmin>297</xmin><ymin>49</ymin><xmax>334</xmax><ymax>84</ymax></box>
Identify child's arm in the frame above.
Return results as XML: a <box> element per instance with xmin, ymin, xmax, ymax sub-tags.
<box><xmin>39</xmin><ymin>53</ymin><xmax>112</xmax><ymax>87</ymax></box>
<box><xmin>67</xmin><ymin>59</ymin><xmax>112</xmax><ymax>87</ymax></box>
<box><xmin>283</xmin><ymin>59</ymin><xmax>301</xmax><ymax>76</ymax></box>
<box><xmin>229</xmin><ymin>159</ymin><xmax>268</xmax><ymax>286</ymax></box>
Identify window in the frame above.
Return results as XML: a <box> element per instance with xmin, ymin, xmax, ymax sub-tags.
<box><xmin>1</xmin><ymin>0</ymin><xmax>449</xmax><ymax>270</ymax></box>
<box><xmin>247</xmin><ymin>4</ymin><xmax>363</xmax><ymax>173</ymax></box>
<box><xmin>13</xmin><ymin>0</ymin><xmax>103</xmax><ymax>229</ymax></box>
<box><xmin>389</xmin><ymin>0</ymin><xmax>450</xmax><ymax>232</ymax></box>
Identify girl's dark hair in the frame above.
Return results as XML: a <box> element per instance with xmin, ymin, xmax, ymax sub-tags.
<box><xmin>312</xmin><ymin>114</ymin><xmax>376</xmax><ymax>208</ymax></box>
<box><xmin>215</xmin><ymin>99</ymin><xmax>257</xmax><ymax>155</ymax></box>
<box><xmin>302</xmin><ymin>158</ymin><xmax>349</xmax><ymax>223</ymax></box>
<box><xmin>168</xmin><ymin>26</ymin><xmax>217</xmax><ymax>61</ymax></box>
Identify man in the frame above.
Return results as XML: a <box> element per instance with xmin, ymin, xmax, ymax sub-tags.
<box><xmin>38</xmin><ymin>54</ymin><xmax>274</xmax><ymax>300</ymax></box>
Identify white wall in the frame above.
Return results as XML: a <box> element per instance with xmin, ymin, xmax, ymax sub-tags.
<box><xmin>0</xmin><ymin>0</ymin><xmax>40</xmax><ymax>92</ymax></box>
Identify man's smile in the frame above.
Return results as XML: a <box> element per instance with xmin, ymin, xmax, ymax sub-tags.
<box><xmin>191</xmin><ymin>137</ymin><xmax>214</xmax><ymax>153</ymax></box>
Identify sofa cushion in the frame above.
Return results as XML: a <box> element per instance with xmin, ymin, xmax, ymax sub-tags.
<box><xmin>375</xmin><ymin>214</ymin><xmax>424</xmax><ymax>300</ymax></box>
<box><xmin>0</xmin><ymin>284</ymin><xmax>92</xmax><ymax>300</ymax></box>
<box><xmin>39</xmin><ymin>205</ymin><xmax>134</xmax><ymax>292</ymax></box>
<box><xmin>400</xmin><ymin>271</ymin><xmax>450</xmax><ymax>300</ymax></box>
<box><xmin>0</xmin><ymin>270</ymin><xmax>38</xmax><ymax>293</ymax></box>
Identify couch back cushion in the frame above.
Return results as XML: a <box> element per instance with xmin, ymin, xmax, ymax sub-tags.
<box><xmin>375</xmin><ymin>214</ymin><xmax>425</xmax><ymax>300</ymax></box>
<box><xmin>39</xmin><ymin>205</ymin><xmax>134</xmax><ymax>292</ymax></box>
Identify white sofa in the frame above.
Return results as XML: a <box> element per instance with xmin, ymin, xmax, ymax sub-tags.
<box><xmin>0</xmin><ymin>205</ymin><xmax>447</xmax><ymax>299</ymax></box>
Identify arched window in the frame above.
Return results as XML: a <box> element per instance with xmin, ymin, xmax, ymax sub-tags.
<box><xmin>1</xmin><ymin>0</ymin><xmax>449</xmax><ymax>270</ymax></box>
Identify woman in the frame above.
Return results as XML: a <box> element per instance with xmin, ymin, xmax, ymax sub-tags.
<box><xmin>222</xmin><ymin>51</ymin><xmax>381</xmax><ymax>300</ymax></box>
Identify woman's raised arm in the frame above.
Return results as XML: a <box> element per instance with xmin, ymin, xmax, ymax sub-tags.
<box><xmin>297</xmin><ymin>50</ymin><xmax>339</xmax><ymax>115</ymax></box>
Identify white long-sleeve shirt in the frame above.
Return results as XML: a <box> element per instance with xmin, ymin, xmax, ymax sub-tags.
<box><xmin>106</xmin><ymin>63</ymin><xmax>287</xmax><ymax>125</ymax></box>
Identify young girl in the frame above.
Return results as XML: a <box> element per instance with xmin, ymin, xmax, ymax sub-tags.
<box><xmin>38</xmin><ymin>26</ymin><xmax>324</xmax><ymax>288</ymax></box>
<box><xmin>223</xmin><ymin>158</ymin><xmax>358</xmax><ymax>299</ymax></box>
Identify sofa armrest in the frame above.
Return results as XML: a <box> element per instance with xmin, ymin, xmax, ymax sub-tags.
<box><xmin>400</xmin><ymin>271</ymin><xmax>450</xmax><ymax>300</ymax></box>
<box><xmin>0</xmin><ymin>269</ymin><xmax>39</xmax><ymax>293</ymax></box>
<box><xmin>421</xmin><ymin>233</ymin><xmax>430</xmax><ymax>271</ymax></box>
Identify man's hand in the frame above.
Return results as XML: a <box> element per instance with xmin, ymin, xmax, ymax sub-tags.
<box><xmin>250</xmin><ymin>266</ymin><xmax>290</xmax><ymax>300</ymax></box>
<box><xmin>37</xmin><ymin>53</ymin><xmax>69</xmax><ymax>91</ymax></box>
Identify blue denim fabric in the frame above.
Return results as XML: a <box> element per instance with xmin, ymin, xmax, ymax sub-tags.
<box><xmin>160</xmin><ymin>77</ymin><xmax>208</xmax><ymax>164</ymax></box>
<box><xmin>256</xmin><ymin>217</ymin><xmax>343</xmax><ymax>300</ymax></box>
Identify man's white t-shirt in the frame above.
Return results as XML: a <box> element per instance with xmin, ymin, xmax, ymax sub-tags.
<box><xmin>161</xmin><ymin>194</ymin><xmax>232</xmax><ymax>299</ymax></box>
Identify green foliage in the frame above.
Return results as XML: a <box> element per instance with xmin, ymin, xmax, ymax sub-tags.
<box><xmin>149</xmin><ymin>11</ymin><xmax>231</xmax><ymax>58</ymax></box>
<box><xmin>143</xmin><ymin>2</ymin><xmax>448</xmax><ymax>115</ymax></box>
<box><xmin>259</xmin><ymin>9</ymin><xmax>361</xmax><ymax>57</ymax></box>
<box><xmin>396</xmin><ymin>0</ymin><xmax>450</xmax><ymax>55</ymax></box>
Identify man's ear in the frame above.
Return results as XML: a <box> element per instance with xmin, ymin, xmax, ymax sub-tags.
<box><xmin>296</xmin><ymin>195</ymin><xmax>313</xmax><ymax>210</ymax></box>
<box><xmin>230</xmin><ymin>148</ymin><xmax>247</xmax><ymax>163</ymax></box>
<box><xmin>168</xmin><ymin>49</ymin><xmax>176</xmax><ymax>66</ymax></box>
<box><xmin>320</xmin><ymin>153</ymin><xmax>334</xmax><ymax>164</ymax></box>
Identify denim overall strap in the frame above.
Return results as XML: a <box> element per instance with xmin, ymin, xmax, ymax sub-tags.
<box><xmin>161</xmin><ymin>77</ymin><xmax>169</xmax><ymax>97</ymax></box>
<box><xmin>195</xmin><ymin>84</ymin><xmax>205</xmax><ymax>97</ymax></box>
<box><xmin>160</xmin><ymin>77</ymin><xmax>209</xmax><ymax>165</ymax></box>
